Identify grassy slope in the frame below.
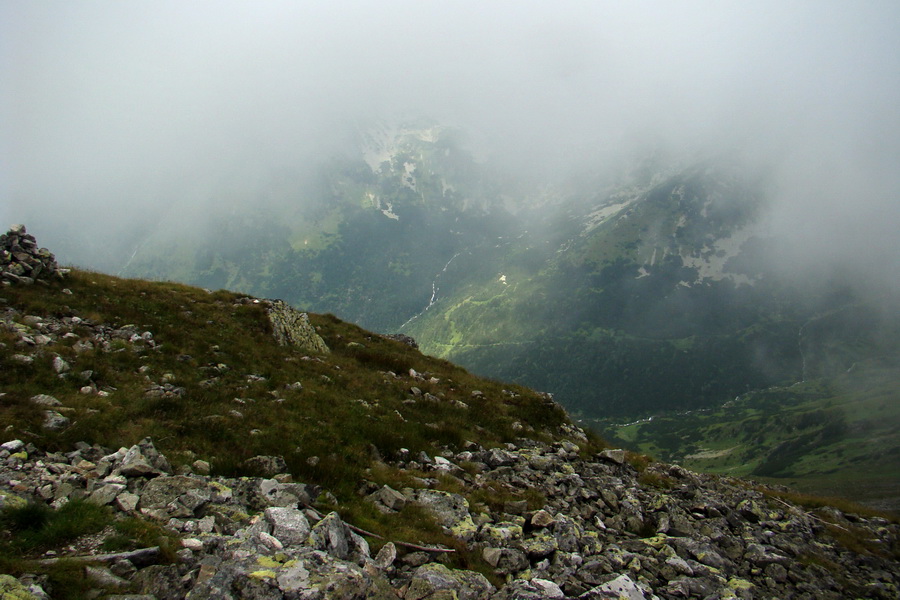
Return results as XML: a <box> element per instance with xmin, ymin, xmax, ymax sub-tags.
<box><xmin>0</xmin><ymin>269</ymin><xmax>595</xmax><ymax>564</ymax></box>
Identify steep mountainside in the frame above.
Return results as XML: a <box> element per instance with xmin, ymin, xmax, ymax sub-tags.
<box><xmin>2</xmin><ymin>229</ymin><xmax>899</xmax><ymax>599</ymax></box>
<box><xmin>405</xmin><ymin>162</ymin><xmax>801</xmax><ymax>417</ymax></box>
<box><xmin>100</xmin><ymin>124</ymin><xmax>900</xmax><ymax>509</ymax></box>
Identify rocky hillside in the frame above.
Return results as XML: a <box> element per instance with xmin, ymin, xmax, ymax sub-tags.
<box><xmin>1</xmin><ymin>226</ymin><xmax>899</xmax><ymax>599</ymax></box>
<box><xmin>3</xmin><ymin>434</ymin><xmax>899</xmax><ymax>599</ymax></box>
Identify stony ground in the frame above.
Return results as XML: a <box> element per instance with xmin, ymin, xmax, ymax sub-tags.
<box><xmin>1</xmin><ymin>433</ymin><xmax>898</xmax><ymax>599</ymax></box>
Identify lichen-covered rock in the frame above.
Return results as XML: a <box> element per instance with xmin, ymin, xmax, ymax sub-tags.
<box><xmin>495</xmin><ymin>578</ymin><xmax>565</xmax><ymax>600</ymax></box>
<box><xmin>410</xmin><ymin>489</ymin><xmax>477</xmax><ymax>542</ymax></box>
<box><xmin>118</xmin><ymin>444</ymin><xmax>162</xmax><ymax>478</ymax></box>
<box><xmin>0</xmin><ymin>574</ymin><xmax>41</xmax><ymax>600</ymax></box>
<box><xmin>381</xmin><ymin>333</ymin><xmax>418</xmax><ymax>349</ymax></box>
<box><xmin>133</xmin><ymin>564</ymin><xmax>188</xmax><ymax>600</ymax></box>
<box><xmin>244</xmin><ymin>455</ymin><xmax>288</xmax><ymax>477</ymax></box>
<box><xmin>264</xmin><ymin>300</ymin><xmax>329</xmax><ymax>353</ymax></box>
<box><xmin>138</xmin><ymin>475</ymin><xmax>211</xmax><ymax>517</ymax></box>
<box><xmin>264</xmin><ymin>507</ymin><xmax>311</xmax><ymax>546</ymax></box>
<box><xmin>404</xmin><ymin>563</ymin><xmax>494</xmax><ymax>600</ymax></box>
<box><xmin>41</xmin><ymin>410</ymin><xmax>69</xmax><ymax>431</ymax></box>
<box><xmin>187</xmin><ymin>549</ymin><xmax>395</xmax><ymax>600</ymax></box>
<box><xmin>367</xmin><ymin>485</ymin><xmax>408</xmax><ymax>512</ymax></box>
<box><xmin>306</xmin><ymin>511</ymin><xmax>370</xmax><ymax>563</ymax></box>
<box><xmin>582</xmin><ymin>574</ymin><xmax>651</xmax><ymax>599</ymax></box>
<box><xmin>2</xmin><ymin>428</ymin><xmax>900</xmax><ymax>600</ymax></box>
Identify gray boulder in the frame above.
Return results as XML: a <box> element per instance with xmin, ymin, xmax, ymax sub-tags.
<box><xmin>306</xmin><ymin>511</ymin><xmax>370</xmax><ymax>563</ymax></box>
<box><xmin>404</xmin><ymin>563</ymin><xmax>494</xmax><ymax>600</ymax></box>
<box><xmin>244</xmin><ymin>455</ymin><xmax>288</xmax><ymax>477</ymax></box>
<box><xmin>581</xmin><ymin>574</ymin><xmax>651</xmax><ymax>600</ymax></box>
<box><xmin>42</xmin><ymin>410</ymin><xmax>69</xmax><ymax>431</ymax></box>
<box><xmin>264</xmin><ymin>507</ymin><xmax>310</xmax><ymax>546</ymax></box>
<box><xmin>138</xmin><ymin>475</ymin><xmax>211</xmax><ymax>518</ymax></box>
<box><xmin>265</xmin><ymin>300</ymin><xmax>329</xmax><ymax>353</ymax></box>
<box><xmin>411</xmin><ymin>489</ymin><xmax>477</xmax><ymax>542</ymax></box>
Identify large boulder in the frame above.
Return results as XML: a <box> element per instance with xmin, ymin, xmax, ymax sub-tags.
<box><xmin>264</xmin><ymin>507</ymin><xmax>311</xmax><ymax>546</ymax></box>
<box><xmin>404</xmin><ymin>563</ymin><xmax>494</xmax><ymax>600</ymax></box>
<box><xmin>187</xmin><ymin>549</ymin><xmax>396</xmax><ymax>600</ymax></box>
<box><xmin>265</xmin><ymin>300</ymin><xmax>329</xmax><ymax>353</ymax></box>
<box><xmin>306</xmin><ymin>511</ymin><xmax>370</xmax><ymax>564</ymax></box>
<box><xmin>138</xmin><ymin>476</ymin><xmax>211</xmax><ymax>518</ymax></box>
<box><xmin>410</xmin><ymin>489</ymin><xmax>477</xmax><ymax>542</ymax></box>
<box><xmin>580</xmin><ymin>574</ymin><xmax>651</xmax><ymax>600</ymax></box>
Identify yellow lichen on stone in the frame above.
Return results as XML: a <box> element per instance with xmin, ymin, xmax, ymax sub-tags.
<box><xmin>256</xmin><ymin>556</ymin><xmax>283</xmax><ymax>569</ymax></box>
<box><xmin>249</xmin><ymin>570</ymin><xmax>277</xmax><ymax>580</ymax></box>
<box><xmin>449</xmin><ymin>515</ymin><xmax>477</xmax><ymax>540</ymax></box>
<box><xmin>727</xmin><ymin>577</ymin><xmax>754</xmax><ymax>591</ymax></box>
<box><xmin>639</xmin><ymin>534</ymin><xmax>668</xmax><ymax>549</ymax></box>
<box><xmin>0</xmin><ymin>574</ymin><xmax>40</xmax><ymax>600</ymax></box>
<box><xmin>209</xmin><ymin>481</ymin><xmax>232</xmax><ymax>493</ymax></box>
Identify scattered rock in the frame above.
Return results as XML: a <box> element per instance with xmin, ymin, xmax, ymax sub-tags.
<box><xmin>405</xmin><ymin>563</ymin><xmax>494</xmax><ymax>600</ymax></box>
<box><xmin>264</xmin><ymin>506</ymin><xmax>310</xmax><ymax>546</ymax></box>
<box><xmin>41</xmin><ymin>410</ymin><xmax>69</xmax><ymax>431</ymax></box>
<box><xmin>30</xmin><ymin>394</ymin><xmax>61</xmax><ymax>406</ymax></box>
<box><xmin>381</xmin><ymin>333</ymin><xmax>418</xmax><ymax>349</ymax></box>
<box><xmin>244</xmin><ymin>455</ymin><xmax>288</xmax><ymax>477</ymax></box>
<box><xmin>0</xmin><ymin>434</ymin><xmax>898</xmax><ymax>599</ymax></box>
<box><xmin>599</xmin><ymin>448</ymin><xmax>626</xmax><ymax>465</ymax></box>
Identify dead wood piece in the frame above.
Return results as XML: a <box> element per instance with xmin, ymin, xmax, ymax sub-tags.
<box><xmin>36</xmin><ymin>546</ymin><xmax>161</xmax><ymax>567</ymax></box>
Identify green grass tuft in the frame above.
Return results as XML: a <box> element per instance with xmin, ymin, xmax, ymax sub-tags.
<box><xmin>0</xmin><ymin>499</ymin><xmax>110</xmax><ymax>556</ymax></box>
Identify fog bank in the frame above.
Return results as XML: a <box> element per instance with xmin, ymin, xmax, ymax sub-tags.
<box><xmin>2</xmin><ymin>0</ymin><xmax>899</xmax><ymax>278</ymax></box>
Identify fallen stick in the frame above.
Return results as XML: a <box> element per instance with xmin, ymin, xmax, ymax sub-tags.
<box><xmin>772</xmin><ymin>497</ymin><xmax>850</xmax><ymax>532</ymax></box>
<box><xmin>35</xmin><ymin>546</ymin><xmax>161</xmax><ymax>567</ymax></box>
<box><xmin>304</xmin><ymin>504</ymin><xmax>455</xmax><ymax>553</ymax></box>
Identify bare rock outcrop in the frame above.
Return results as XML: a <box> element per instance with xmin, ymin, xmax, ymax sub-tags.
<box><xmin>263</xmin><ymin>299</ymin><xmax>330</xmax><ymax>353</ymax></box>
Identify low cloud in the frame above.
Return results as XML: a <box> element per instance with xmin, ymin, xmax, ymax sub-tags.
<box><xmin>2</xmin><ymin>1</ymin><xmax>898</xmax><ymax>281</ymax></box>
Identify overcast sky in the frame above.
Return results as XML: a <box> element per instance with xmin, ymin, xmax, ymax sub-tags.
<box><xmin>2</xmin><ymin>0</ymin><xmax>899</xmax><ymax>278</ymax></box>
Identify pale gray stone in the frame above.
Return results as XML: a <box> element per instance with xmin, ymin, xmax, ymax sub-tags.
<box><xmin>30</xmin><ymin>394</ymin><xmax>61</xmax><ymax>406</ymax></box>
<box><xmin>42</xmin><ymin>410</ymin><xmax>69</xmax><ymax>430</ymax></box>
<box><xmin>264</xmin><ymin>506</ymin><xmax>310</xmax><ymax>546</ymax></box>
<box><xmin>88</xmin><ymin>483</ymin><xmax>125</xmax><ymax>505</ymax></box>
<box><xmin>599</xmin><ymin>449</ymin><xmax>626</xmax><ymax>465</ymax></box>
<box><xmin>374</xmin><ymin>541</ymin><xmax>397</xmax><ymax>570</ymax></box>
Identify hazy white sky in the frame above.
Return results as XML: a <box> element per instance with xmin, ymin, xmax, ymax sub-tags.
<box><xmin>2</xmin><ymin>0</ymin><xmax>899</xmax><ymax>275</ymax></box>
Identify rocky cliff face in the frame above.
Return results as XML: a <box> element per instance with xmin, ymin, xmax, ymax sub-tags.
<box><xmin>1</xmin><ymin>435</ymin><xmax>897</xmax><ymax>599</ymax></box>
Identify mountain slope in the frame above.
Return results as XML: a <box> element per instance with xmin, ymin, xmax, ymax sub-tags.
<box><xmin>0</xmin><ymin>268</ymin><xmax>578</xmax><ymax>485</ymax></box>
<box><xmin>96</xmin><ymin>133</ymin><xmax>900</xmax><ymax>512</ymax></box>
<box><xmin>2</xmin><ymin>236</ymin><xmax>899</xmax><ymax>599</ymax></box>
<box><xmin>404</xmin><ymin>161</ymin><xmax>813</xmax><ymax>418</ymax></box>
<box><xmin>603</xmin><ymin>358</ymin><xmax>900</xmax><ymax>511</ymax></box>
